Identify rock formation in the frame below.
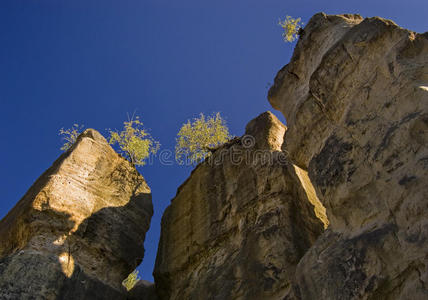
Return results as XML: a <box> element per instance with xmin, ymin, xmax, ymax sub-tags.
<box><xmin>269</xmin><ymin>13</ymin><xmax>428</xmax><ymax>299</ymax></box>
<box><xmin>1</xmin><ymin>12</ymin><xmax>426</xmax><ymax>300</ymax></box>
<box><xmin>0</xmin><ymin>129</ymin><xmax>153</xmax><ymax>299</ymax></box>
<box><xmin>154</xmin><ymin>112</ymin><xmax>327</xmax><ymax>300</ymax></box>
<box><xmin>128</xmin><ymin>280</ymin><xmax>159</xmax><ymax>300</ymax></box>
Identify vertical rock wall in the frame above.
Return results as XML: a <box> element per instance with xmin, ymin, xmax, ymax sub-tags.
<box><xmin>154</xmin><ymin>112</ymin><xmax>327</xmax><ymax>300</ymax></box>
<box><xmin>269</xmin><ymin>13</ymin><xmax>428</xmax><ymax>299</ymax></box>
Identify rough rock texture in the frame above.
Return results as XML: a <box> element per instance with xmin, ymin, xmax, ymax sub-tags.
<box><xmin>269</xmin><ymin>13</ymin><xmax>428</xmax><ymax>299</ymax></box>
<box><xmin>154</xmin><ymin>112</ymin><xmax>327</xmax><ymax>300</ymax></box>
<box><xmin>128</xmin><ymin>280</ymin><xmax>159</xmax><ymax>300</ymax></box>
<box><xmin>0</xmin><ymin>129</ymin><xmax>153</xmax><ymax>299</ymax></box>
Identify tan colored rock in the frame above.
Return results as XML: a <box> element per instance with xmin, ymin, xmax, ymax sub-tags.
<box><xmin>0</xmin><ymin>129</ymin><xmax>153</xmax><ymax>299</ymax></box>
<box><xmin>269</xmin><ymin>13</ymin><xmax>428</xmax><ymax>299</ymax></box>
<box><xmin>154</xmin><ymin>112</ymin><xmax>326</xmax><ymax>300</ymax></box>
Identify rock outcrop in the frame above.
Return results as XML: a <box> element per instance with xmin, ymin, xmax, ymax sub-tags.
<box><xmin>269</xmin><ymin>13</ymin><xmax>428</xmax><ymax>299</ymax></box>
<box><xmin>154</xmin><ymin>112</ymin><xmax>327</xmax><ymax>300</ymax></box>
<box><xmin>2</xmin><ymin>12</ymin><xmax>425</xmax><ymax>300</ymax></box>
<box><xmin>128</xmin><ymin>280</ymin><xmax>159</xmax><ymax>300</ymax></box>
<box><xmin>0</xmin><ymin>129</ymin><xmax>153</xmax><ymax>299</ymax></box>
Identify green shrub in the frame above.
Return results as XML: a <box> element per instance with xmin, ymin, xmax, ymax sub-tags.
<box><xmin>122</xmin><ymin>269</ymin><xmax>140</xmax><ymax>291</ymax></box>
<box><xmin>175</xmin><ymin>112</ymin><xmax>232</xmax><ymax>165</ymax></box>
<box><xmin>278</xmin><ymin>16</ymin><xmax>303</xmax><ymax>42</ymax></box>
<box><xmin>108</xmin><ymin>115</ymin><xmax>160</xmax><ymax>166</ymax></box>
<box><xmin>59</xmin><ymin>124</ymin><xmax>84</xmax><ymax>151</ymax></box>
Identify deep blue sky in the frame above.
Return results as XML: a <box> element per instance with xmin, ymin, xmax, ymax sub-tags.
<box><xmin>1</xmin><ymin>0</ymin><xmax>426</xmax><ymax>282</ymax></box>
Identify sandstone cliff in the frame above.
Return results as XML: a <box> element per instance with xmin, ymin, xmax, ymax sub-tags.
<box><xmin>154</xmin><ymin>112</ymin><xmax>327</xmax><ymax>300</ymax></box>
<box><xmin>0</xmin><ymin>129</ymin><xmax>153</xmax><ymax>299</ymax></box>
<box><xmin>269</xmin><ymin>13</ymin><xmax>428</xmax><ymax>299</ymax></box>
<box><xmin>1</xmin><ymin>12</ymin><xmax>426</xmax><ymax>300</ymax></box>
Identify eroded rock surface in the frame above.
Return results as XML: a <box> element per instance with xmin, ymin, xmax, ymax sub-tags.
<box><xmin>269</xmin><ymin>13</ymin><xmax>428</xmax><ymax>299</ymax></box>
<box><xmin>154</xmin><ymin>112</ymin><xmax>326</xmax><ymax>300</ymax></box>
<box><xmin>128</xmin><ymin>280</ymin><xmax>159</xmax><ymax>300</ymax></box>
<box><xmin>0</xmin><ymin>129</ymin><xmax>153</xmax><ymax>299</ymax></box>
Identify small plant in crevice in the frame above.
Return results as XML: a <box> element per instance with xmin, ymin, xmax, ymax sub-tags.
<box><xmin>122</xmin><ymin>269</ymin><xmax>140</xmax><ymax>291</ymax></box>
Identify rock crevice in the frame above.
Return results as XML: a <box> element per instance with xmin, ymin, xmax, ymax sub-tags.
<box><xmin>154</xmin><ymin>112</ymin><xmax>327</xmax><ymax>300</ymax></box>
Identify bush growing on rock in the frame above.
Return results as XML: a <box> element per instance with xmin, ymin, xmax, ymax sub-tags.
<box><xmin>59</xmin><ymin>124</ymin><xmax>84</xmax><ymax>151</ymax></box>
<box><xmin>122</xmin><ymin>270</ymin><xmax>140</xmax><ymax>291</ymax></box>
<box><xmin>278</xmin><ymin>15</ymin><xmax>303</xmax><ymax>42</ymax></box>
<box><xmin>108</xmin><ymin>115</ymin><xmax>160</xmax><ymax>166</ymax></box>
<box><xmin>175</xmin><ymin>112</ymin><xmax>232</xmax><ymax>164</ymax></box>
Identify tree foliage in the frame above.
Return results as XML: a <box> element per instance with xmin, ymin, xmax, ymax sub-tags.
<box><xmin>108</xmin><ymin>116</ymin><xmax>160</xmax><ymax>166</ymax></box>
<box><xmin>122</xmin><ymin>269</ymin><xmax>140</xmax><ymax>291</ymax></box>
<box><xmin>278</xmin><ymin>16</ymin><xmax>303</xmax><ymax>42</ymax></box>
<box><xmin>59</xmin><ymin>124</ymin><xmax>84</xmax><ymax>151</ymax></box>
<box><xmin>175</xmin><ymin>112</ymin><xmax>232</xmax><ymax>165</ymax></box>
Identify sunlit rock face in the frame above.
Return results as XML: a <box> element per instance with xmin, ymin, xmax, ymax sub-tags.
<box><xmin>269</xmin><ymin>13</ymin><xmax>428</xmax><ymax>299</ymax></box>
<box><xmin>0</xmin><ymin>129</ymin><xmax>153</xmax><ymax>299</ymax></box>
<box><xmin>154</xmin><ymin>112</ymin><xmax>327</xmax><ymax>300</ymax></box>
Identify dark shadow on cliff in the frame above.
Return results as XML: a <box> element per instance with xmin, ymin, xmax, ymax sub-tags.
<box><xmin>57</xmin><ymin>190</ymin><xmax>153</xmax><ymax>299</ymax></box>
<box><xmin>0</xmin><ymin>190</ymin><xmax>152</xmax><ymax>300</ymax></box>
<box><xmin>0</xmin><ymin>149</ymin><xmax>73</xmax><ymax>258</ymax></box>
<box><xmin>0</xmin><ymin>128</ymin><xmax>154</xmax><ymax>299</ymax></box>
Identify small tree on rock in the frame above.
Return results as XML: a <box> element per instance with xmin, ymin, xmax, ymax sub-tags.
<box><xmin>59</xmin><ymin>124</ymin><xmax>84</xmax><ymax>151</ymax></box>
<box><xmin>278</xmin><ymin>16</ymin><xmax>303</xmax><ymax>42</ymax></box>
<box><xmin>175</xmin><ymin>112</ymin><xmax>232</xmax><ymax>165</ymax></box>
<box><xmin>108</xmin><ymin>115</ymin><xmax>160</xmax><ymax>166</ymax></box>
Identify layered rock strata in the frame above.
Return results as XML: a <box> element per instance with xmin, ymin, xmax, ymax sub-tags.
<box><xmin>0</xmin><ymin>129</ymin><xmax>153</xmax><ymax>299</ymax></box>
<box><xmin>154</xmin><ymin>112</ymin><xmax>327</xmax><ymax>300</ymax></box>
<box><xmin>269</xmin><ymin>13</ymin><xmax>428</xmax><ymax>299</ymax></box>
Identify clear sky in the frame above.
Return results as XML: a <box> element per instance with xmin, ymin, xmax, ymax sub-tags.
<box><xmin>1</xmin><ymin>0</ymin><xmax>426</xmax><ymax>282</ymax></box>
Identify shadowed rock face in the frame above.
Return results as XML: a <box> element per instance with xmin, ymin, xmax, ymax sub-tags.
<box><xmin>154</xmin><ymin>112</ymin><xmax>327</xmax><ymax>300</ymax></box>
<box><xmin>269</xmin><ymin>13</ymin><xmax>428</xmax><ymax>299</ymax></box>
<box><xmin>128</xmin><ymin>280</ymin><xmax>159</xmax><ymax>300</ymax></box>
<box><xmin>0</xmin><ymin>129</ymin><xmax>153</xmax><ymax>299</ymax></box>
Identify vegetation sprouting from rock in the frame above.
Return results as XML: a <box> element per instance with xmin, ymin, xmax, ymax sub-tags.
<box><xmin>278</xmin><ymin>15</ymin><xmax>303</xmax><ymax>42</ymax></box>
<box><xmin>108</xmin><ymin>115</ymin><xmax>160</xmax><ymax>166</ymax></box>
<box><xmin>122</xmin><ymin>270</ymin><xmax>140</xmax><ymax>291</ymax></box>
<box><xmin>59</xmin><ymin>124</ymin><xmax>84</xmax><ymax>151</ymax></box>
<box><xmin>175</xmin><ymin>112</ymin><xmax>232</xmax><ymax>165</ymax></box>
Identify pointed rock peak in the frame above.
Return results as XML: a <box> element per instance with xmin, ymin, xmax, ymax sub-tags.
<box><xmin>77</xmin><ymin>128</ymin><xmax>109</xmax><ymax>144</ymax></box>
<box><xmin>0</xmin><ymin>127</ymin><xmax>153</xmax><ymax>299</ymax></box>
<box><xmin>244</xmin><ymin>111</ymin><xmax>286</xmax><ymax>151</ymax></box>
<box><xmin>155</xmin><ymin>110</ymin><xmax>324</xmax><ymax>300</ymax></box>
